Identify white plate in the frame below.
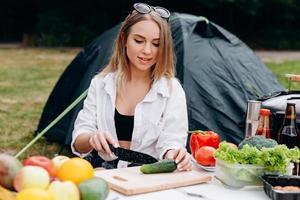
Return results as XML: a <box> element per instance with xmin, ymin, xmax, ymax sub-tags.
<box><xmin>191</xmin><ymin>156</ymin><xmax>216</xmax><ymax>172</ymax></box>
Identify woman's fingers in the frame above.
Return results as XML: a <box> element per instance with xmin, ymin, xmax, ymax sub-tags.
<box><xmin>164</xmin><ymin>149</ymin><xmax>177</xmax><ymax>160</ymax></box>
<box><xmin>164</xmin><ymin>148</ymin><xmax>192</xmax><ymax>171</ymax></box>
<box><xmin>105</xmin><ymin>133</ymin><xmax>119</xmax><ymax>148</ymax></box>
<box><xmin>89</xmin><ymin>134</ymin><xmax>104</xmax><ymax>153</ymax></box>
<box><xmin>89</xmin><ymin>133</ymin><xmax>118</xmax><ymax>156</ymax></box>
<box><xmin>177</xmin><ymin>153</ymin><xmax>192</xmax><ymax>171</ymax></box>
<box><xmin>98</xmin><ymin>133</ymin><xmax>113</xmax><ymax>155</ymax></box>
<box><xmin>174</xmin><ymin>148</ymin><xmax>186</xmax><ymax>163</ymax></box>
<box><xmin>173</xmin><ymin>148</ymin><xmax>192</xmax><ymax>171</ymax></box>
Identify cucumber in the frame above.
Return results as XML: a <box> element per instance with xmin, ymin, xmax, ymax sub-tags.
<box><xmin>140</xmin><ymin>159</ymin><xmax>177</xmax><ymax>174</ymax></box>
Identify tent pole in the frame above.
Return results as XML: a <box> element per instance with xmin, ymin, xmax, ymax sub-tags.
<box><xmin>15</xmin><ymin>89</ymin><xmax>88</xmax><ymax>159</ymax></box>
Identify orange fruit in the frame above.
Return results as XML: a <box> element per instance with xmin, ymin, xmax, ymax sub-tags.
<box><xmin>15</xmin><ymin>188</ymin><xmax>54</xmax><ymax>200</ymax></box>
<box><xmin>56</xmin><ymin>157</ymin><xmax>94</xmax><ymax>185</ymax></box>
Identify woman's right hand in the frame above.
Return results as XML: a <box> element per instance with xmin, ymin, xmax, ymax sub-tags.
<box><xmin>88</xmin><ymin>132</ymin><xmax>119</xmax><ymax>157</ymax></box>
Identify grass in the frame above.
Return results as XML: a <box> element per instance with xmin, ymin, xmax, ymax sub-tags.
<box><xmin>0</xmin><ymin>48</ymin><xmax>300</xmax><ymax>161</ymax></box>
<box><xmin>0</xmin><ymin>48</ymin><xmax>80</xmax><ymax>159</ymax></box>
<box><xmin>266</xmin><ymin>61</ymin><xmax>300</xmax><ymax>91</ymax></box>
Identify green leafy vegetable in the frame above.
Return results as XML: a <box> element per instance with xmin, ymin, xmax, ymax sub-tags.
<box><xmin>214</xmin><ymin>142</ymin><xmax>240</xmax><ymax>164</ymax></box>
<box><xmin>236</xmin><ymin>145</ymin><xmax>262</xmax><ymax>165</ymax></box>
<box><xmin>260</xmin><ymin>145</ymin><xmax>290</xmax><ymax>173</ymax></box>
<box><xmin>287</xmin><ymin>146</ymin><xmax>300</xmax><ymax>163</ymax></box>
<box><xmin>214</xmin><ymin>143</ymin><xmax>262</xmax><ymax>165</ymax></box>
<box><xmin>214</xmin><ymin>142</ymin><xmax>300</xmax><ymax>174</ymax></box>
<box><xmin>238</xmin><ymin>136</ymin><xmax>278</xmax><ymax>150</ymax></box>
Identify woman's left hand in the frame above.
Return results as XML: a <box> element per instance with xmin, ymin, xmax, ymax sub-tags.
<box><xmin>164</xmin><ymin>148</ymin><xmax>192</xmax><ymax>171</ymax></box>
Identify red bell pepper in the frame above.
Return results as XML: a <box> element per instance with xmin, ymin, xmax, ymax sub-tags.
<box><xmin>189</xmin><ymin>130</ymin><xmax>220</xmax><ymax>156</ymax></box>
<box><xmin>189</xmin><ymin>132</ymin><xmax>200</xmax><ymax>157</ymax></box>
<box><xmin>206</xmin><ymin>131</ymin><xmax>221</xmax><ymax>149</ymax></box>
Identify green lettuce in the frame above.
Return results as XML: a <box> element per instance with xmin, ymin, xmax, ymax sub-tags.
<box><xmin>260</xmin><ymin>145</ymin><xmax>290</xmax><ymax>173</ymax></box>
<box><xmin>214</xmin><ymin>142</ymin><xmax>300</xmax><ymax>174</ymax></box>
<box><xmin>287</xmin><ymin>146</ymin><xmax>300</xmax><ymax>163</ymax></box>
<box><xmin>214</xmin><ymin>143</ymin><xmax>262</xmax><ymax>165</ymax></box>
<box><xmin>214</xmin><ymin>142</ymin><xmax>239</xmax><ymax>164</ymax></box>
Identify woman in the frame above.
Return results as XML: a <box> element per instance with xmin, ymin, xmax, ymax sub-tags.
<box><xmin>71</xmin><ymin>3</ymin><xmax>192</xmax><ymax>171</ymax></box>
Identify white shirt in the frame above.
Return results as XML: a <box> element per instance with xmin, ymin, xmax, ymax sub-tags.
<box><xmin>71</xmin><ymin>72</ymin><xmax>188</xmax><ymax>166</ymax></box>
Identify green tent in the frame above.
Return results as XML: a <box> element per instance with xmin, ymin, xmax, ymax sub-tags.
<box><xmin>36</xmin><ymin>13</ymin><xmax>284</xmax><ymax>149</ymax></box>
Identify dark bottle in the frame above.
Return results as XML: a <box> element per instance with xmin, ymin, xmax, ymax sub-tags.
<box><xmin>277</xmin><ymin>103</ymin><xmax>300</xmax><ymax>148</ymax></box>
<box><xmin>256</xmin><ymin>109</ymin><xmax>271</xmax><ymax>138</ymax></box>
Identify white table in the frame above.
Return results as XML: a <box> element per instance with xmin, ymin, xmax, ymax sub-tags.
<box><xmin>103</xmin><ymin>170</ymin><xmax>270</xmax><ymax>200</ymax></box>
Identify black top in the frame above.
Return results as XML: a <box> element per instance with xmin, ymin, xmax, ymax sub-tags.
<box><xmin>114</xmin><ymin>109</ymin><xmax>134</xmax><ymax>141</ymax></box>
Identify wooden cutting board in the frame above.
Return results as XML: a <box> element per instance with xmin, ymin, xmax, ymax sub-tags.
<box><xmin>94</xmin><ymin>166</ymin><xmax>212</xmax><ymax>195</ymax></box>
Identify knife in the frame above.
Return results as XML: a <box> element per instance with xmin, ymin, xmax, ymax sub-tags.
<box><xmin>108</xmin><ymin>144</ymin><xmax>158</xmax><ymax>164</ymax></box>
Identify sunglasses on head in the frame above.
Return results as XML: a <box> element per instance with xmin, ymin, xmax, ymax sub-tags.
<box><xmin>133</xmin><ymin>3</ymin><xmax>170</xmax><ymax>20</ymax></box>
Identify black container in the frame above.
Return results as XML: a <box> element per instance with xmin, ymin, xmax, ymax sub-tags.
<box><xmin>259</xmin><ymin>91</ymin><xmax>300</xmax><ymax>141</ymax></box>
<box><xmin>262</xmin><ymin>175</ymin><xmax>300</xmax><ymax>200</ymax></box>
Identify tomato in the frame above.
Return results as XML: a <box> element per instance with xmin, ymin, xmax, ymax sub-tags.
<box><xmin>194</xmin><ymin>146</ymin><xmax>216</xmax><ymax>166</ymax></box>
<box><xmin>23</xmin><ymin>156</ymin><xmax>56</xmax><ymax>177</ymax></box>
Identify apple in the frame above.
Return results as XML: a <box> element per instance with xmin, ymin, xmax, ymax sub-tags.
<box><xmin>14</xmin><ymin>166</ymin><xmax>50</xmax><ymax>192</ymax></box>
<box><xmin>52</xmin><ymin>155</ymin><xmax>70</xmax><ymax>171</ymax></box>
<box><xmin>23</xmin><ymin>156</ymin><xmax>56</xmax><ymax>177</ymax></box>
<box><xmin>0</xmin><ymin>153</ymin><xmax>23</xmax><ymax>190</ymax></box>
<box><xmin>48</xmin><ymin>180</ymin><xmax>80</xmax><ymax>200</ymax></box>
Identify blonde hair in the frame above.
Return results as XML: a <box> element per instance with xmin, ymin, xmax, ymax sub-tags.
<box><xmin>100</xmin><ymin>10</ymin><xmax>175</xmax><ymax>91</ymax></box>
